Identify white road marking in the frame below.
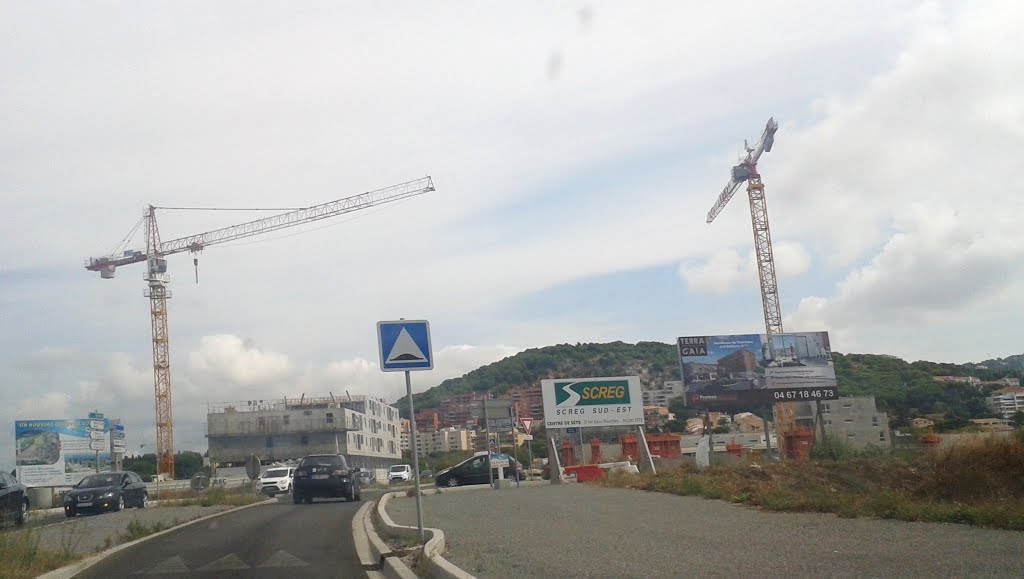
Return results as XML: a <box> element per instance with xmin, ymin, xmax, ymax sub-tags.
<box><xmin>258</xmin><ymin>549</ymin><xmax>310</xmax><ymax>567</ymax></box>
<box><xmin>196</xmin><ymin>553</ymin><xmax>250</xmax><ymax>571</ymax></box>
<box><xmin>143</xmin><ymin>555</ymin><xmax>189</xmax><ymax>574</ymax></box>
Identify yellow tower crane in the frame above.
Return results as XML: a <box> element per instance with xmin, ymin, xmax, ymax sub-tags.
<box><xmin>85</xmin><ymin>177</ymin><xmax>435</xmax><ymax>478</ymax></box>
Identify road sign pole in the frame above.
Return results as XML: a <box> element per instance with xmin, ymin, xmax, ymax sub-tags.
<box><xmin>405</xmin><ymin>370</ymin><xmax>425</xmax><ymax>544</ymax></box>
<box><xmin>484</xmin><ymin>402</ymin><xmax>493</xmax><ymax>489</ymax></box>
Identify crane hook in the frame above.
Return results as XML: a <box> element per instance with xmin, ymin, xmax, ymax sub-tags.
<box><xmin>193</xmin><ymin>257</ymin><xmax>199</xmax><ymax>284</ymax></box>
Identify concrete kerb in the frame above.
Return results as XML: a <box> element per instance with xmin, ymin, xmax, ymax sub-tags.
<box><xmin>373</xmin><ymin>487</ymin><xmax>495</xmax><ymax>579</ymax></box>
<box><xmin>36</xmin><ymin>497</ymin><xmax>276</xmax><ymax>579</ymax></box>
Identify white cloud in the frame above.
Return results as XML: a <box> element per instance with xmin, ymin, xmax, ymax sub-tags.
<box><xmin>188</xmin><ymin>335</ymin><xmax>292</xmax><ymax>387</ymax></box>
<box><xmin>678</xmin><ymin>241</ymin><xmax>810</xmax><ymax>295</ymax></box>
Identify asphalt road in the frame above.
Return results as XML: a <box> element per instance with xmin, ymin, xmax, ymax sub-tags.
<box><xmin>387</xmin><ymin>484</ymin><xmax>1024</xmax><ymax>579</ymax></box>
<box><xmin>77</xmin><ymin>495</ymin><xmax>369</xmax><ymax>578</ymax></box>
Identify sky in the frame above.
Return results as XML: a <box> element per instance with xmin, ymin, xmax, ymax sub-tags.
<box><xmin>3</xmin><ymin>1</ymin><xmax>1023</xmax><ymax>470</ymax></box>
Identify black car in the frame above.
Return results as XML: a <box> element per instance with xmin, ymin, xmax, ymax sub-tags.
<box><xmin>434</xmin><ymin>453</ymin><xmax>524</xmax><ymax>488</ymax></box>
<box><xmin>64</xmin><ymin>471</ymin><xmax>148</xmax><ymax>517</ymax></box>
<box><xmin>0</xmin><ymin>471</ymin><xmax>29</xmax><ymax>526</ymax></box>
<box><xmin>292</xmin><ymin>454</ymin><xmax>361</xmax><ymax>504</ymax></box>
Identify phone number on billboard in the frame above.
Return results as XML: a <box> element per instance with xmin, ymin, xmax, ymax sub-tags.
<box><xmin>771</xmin><ymin>388</ymin><xmax>838</xmax><ymax>401</ymax></box>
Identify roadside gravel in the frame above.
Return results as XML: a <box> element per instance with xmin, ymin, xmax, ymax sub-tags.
<box><xmin>27</xmin><ymin>505</ymin><xmax>232</xmax><ymax>556</ymax></box>
<box><xmin>386</xmin><ymin>484</ymin><xmax>1024</xmax><ymax>578</ymax></box>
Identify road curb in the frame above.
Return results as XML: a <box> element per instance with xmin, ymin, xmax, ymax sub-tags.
<box><xmin>376</xmin><ymin>489</ymin><xmax>477</xmax><ymax>579</ymax></box>
<box><xmin>36</xmin><ymin>497</ymin><xmax>276</xmax><ymax>579</ymax></box>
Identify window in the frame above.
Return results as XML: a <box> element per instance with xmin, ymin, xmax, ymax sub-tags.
<box><xmin>847</xmin><ymin>433</ymin><xmax>856</xmax><ymax>438</ymax></box>
<box><xmin>301</xmin><ymin>435</ymin><xmax>309</xmax><ymax>445</ymax></box>
<box><xmin>266</xmin><ymin>436</ymin><xmax>274</xmax><ymax>448</ymax></box>
<box><xmin>303</xmin><ymin>410</ymin><xmax>312</xmax><ymax>416</ymax></box>
<box><xmin>326</xmin><ymin>412</ymin><xmax>334</xmax><ymax>424</ymax></box>
<box><xmin>879</xmin><ymin>431</ymin><xmax>886</xmax><ymax>442</ymax></box>
<box><xmin>257</xmin><ymin>417</ymin><xmax>267</xmax><ymax>430</ymax></box>
<box><xmin>872</xmin><ymin>416</ymin><xmax>879</xmax><ymax>426</ymax></box>
<box><xmin>283</xmin><ymin>415</ymin><xmax>290</xmax><ymax>426</ymax></box>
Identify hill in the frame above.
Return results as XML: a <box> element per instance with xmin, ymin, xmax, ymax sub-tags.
<box><xmin>397</xmin><ymin>342</ymin><xmax>1024</xmax><ymax>428</ymax></box>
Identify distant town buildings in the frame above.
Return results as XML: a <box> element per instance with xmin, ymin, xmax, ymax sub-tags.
<box><xmin>909</xmin><ymin>417</ymin><xmax>935</xmax><ymax>429</ymax></box>
<box><xmin>969</xmin><ymin>418</ymin><xmax>1014</xmax><ymax>432</ymax></box>
<box><xmin>642</xmin><ymin>380</ymin><xmax>686</xmax><ymax>407</ymax></box>
<box><xmin>987</xmin><ymin>387</ymin><xmax>1024</xmax><ymax>419</ymax></box>
<box><xmin>733</xmin><ymin>412</ymin><xmax>766</xmax><ymax>433</ymax></box>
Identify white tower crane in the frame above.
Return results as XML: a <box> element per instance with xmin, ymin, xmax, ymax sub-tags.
<box><xmin>86</xmin><ymin>177</ymin><xmax>435</xmax><ymax>477</ymax></box>
<box><xmin>707</xmin><ymin>118</ymin><xmax>782</xmax><ymax>347</ymax></box>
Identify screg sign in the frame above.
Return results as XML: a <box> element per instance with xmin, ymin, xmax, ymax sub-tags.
<box><xmin>542</xmin><ymin>376</ymin><xmax>644</xmax><ymax>429</ymax></box>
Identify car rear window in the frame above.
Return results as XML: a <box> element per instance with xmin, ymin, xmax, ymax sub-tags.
<box><xmin>300</xmin><ymin>455</ymin><xmax>343</xmax><ymax>468</ymax></box>
<box><xmin>264</xmin><ymin>469</ymin><xmax>289</xmax><ymax>478</ymax></box>
<box><xmin>390</xmin><ymin>465</ymin><xmax>409</xmax><ymax>472</ymax></box>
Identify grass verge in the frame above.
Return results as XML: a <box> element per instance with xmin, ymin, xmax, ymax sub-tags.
<box><xmin>158</xmin><ymin>487</ymin><xmax>265</xmax><ymax>508</ymax></box>
<box><xmin>598</xmin><ymin>432</ymin><xmax>1024</xmax><ymax>531</ymax></box>
<box><xmin>0</xmin><ymin>528</ymin><xmax>82</xmax><ymax>579</ymax></box>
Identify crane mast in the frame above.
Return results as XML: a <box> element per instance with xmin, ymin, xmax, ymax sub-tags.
<box><xmin>706</xmin><ymin>118</ymin><xmax>782</xmax><ymax>348</ymax></box>
<box><xmin>87</xmin><ymin>176</ymin><xmax>435</xmax><ymax>478</ymax></box>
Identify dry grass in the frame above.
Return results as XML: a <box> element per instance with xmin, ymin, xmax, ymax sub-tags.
<box><xmin>599</xmin><ymin>431</ymin><xmax>1024</xmax><ymax>531</ymax></box>
<box><xmin>0</xmin><ymin>529</ymin><xmax>81</xmax><ymax>579</ymax></box>
<box><xmin>159</xmin><ymin>487</ymin><xmax>264</xmax><ymax>508</ymax></box>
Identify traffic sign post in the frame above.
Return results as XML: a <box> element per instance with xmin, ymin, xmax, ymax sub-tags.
<box><xmin>377</xmin><ymin>319</ymin><xmax>434</xmax><ymax>545</ymax></box>
<box><xmin>88</xmin><ymin>411</ymin><xmax>105</xmax><ymax>473</ymax></box>
<box><xmin>520</xmin><ymin>417</ymin><xmax>535</xmax><ymax>479</ymax></box>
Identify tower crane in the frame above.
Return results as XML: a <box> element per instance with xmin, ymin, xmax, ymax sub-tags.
<box><xmin>706</xmin><ymin>118</ymin><xmax>786</xmax><ymax>454</ymax></box>
<box><xmin>86</xmin><ymin>176</ymin><xmax>435</xmax><ymax>477</ymax></box>
<box><xmin>707</xmin><ymin>117</ymin><xmax>781</xmax><ymax>343</ymax></box>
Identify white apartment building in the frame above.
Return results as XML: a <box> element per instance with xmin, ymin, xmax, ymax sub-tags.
<box><xmin>987</xmin><ymin>387</ymin><xmax>1024</xmax><ymax>419</ymax></box>
<box><xmin>642</xmin><ymin>380</ymin><xmax>686</xmax><ymax>407</ymax></box>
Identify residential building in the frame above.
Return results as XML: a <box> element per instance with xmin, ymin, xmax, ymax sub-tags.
<box><xmin>733</xmin><ymin>412</ymin><xmax>766</xmax><ymax>433</ymax></box>
<box><xmin>206</xmin><ymin>394</ymin><xmax>402</xmax><ymax>472</ymax></box>
<box><xmin>642</xmin><ymin>381</ymin><xmax>686</xmax><ymax>407</ymax></box>
<box><xmin>684</xmin><ymin>417</ymin><xmax>704</xmax><ymax>434</ymax></box>
<box><xmin>501</xmin><ymin>386</ymin><xmax>545</xmax><ymax>422</ymax></box>
<box><xmin>643</xmin><ymin>406</ymin><xmax>675</xmax><ymax>429</ymax></box>
<box><xmin>400</xmin><ymin>419</ymin><xmax>411</xmax><ymax>452</ymax></box>
<box><xmin>969</xmin><ymin>418</ymin><xmax>1013</xmax><ymax>432</ymax></box>
<box><xmin>439</xmin><ymin>391</ymin><xmax>491</xmax><ymax>428</ymax></box>
<box><xmin>909</xmin><ymin>417</ymin><xmax>935</xmax><ymax>429</ymax></box>
<box><xmin>414</xmin><ymin>409</ymin><xmax>441</xmax><ymax>432</ymax></box>
<box><xmin>983</xmin><ymin>377</ymin><xmax>1021</xmax><ymax>388</ymax></box>
<box><xmin>414</xmin><ymin>427</ymin><xmax>477</xmax><ymax>456</ymax></box>
<box><xmin>987</xmin><ymin>387</ymin><xmax>1024</xmax><ymax>419</ymax></box>
<box><xmin>815</xmin><ymin>396</ymin><xmax>890</xmax><ymax>450</ymax></box>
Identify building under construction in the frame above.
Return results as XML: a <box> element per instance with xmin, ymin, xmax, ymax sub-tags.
<box><xmin>206</xmin><ymin>394</ymin><xmax>402</xmax><ymax>475</ymax></box>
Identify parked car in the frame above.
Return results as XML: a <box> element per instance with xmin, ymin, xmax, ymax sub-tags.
<box><xmin>419</xmin><ymin>470</ymin><xmax>434</xmax><ymax>480</ymax></box>
<box><xmin>256</xmin><ymin>466</ymin><xmax>295</xmax><ymax>497</ymax></box>
<box><xmin>0</xmin><ymin>471</ymin><xmax>29</xmax><ymax>526</ymax></box>
<box><xmin>434</xmin><ymin>453</ymin><xmax>525</xmax><ymax>488</ymax></box>
<box><xmin>63</xmin><ymin>471</ymin><xmax>148</xmax><ymax>517</ymax></box>
<box><xmin>292</xmin><ymin>454</ymin><xmax>361</xmax><ymax>504</ymax></box>
<box><xmin>388</xmin><ymin>464</ymin><xmax>412</xmax><ymax>484</ymax></box>
<box><xmin>355</xmin><ymin>469</ymin><xmax>376</xmax><ymax>485</ymax></box>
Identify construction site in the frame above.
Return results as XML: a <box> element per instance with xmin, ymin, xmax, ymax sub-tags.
<box><xmin>205</xmin><ymin>394</ymin><xmax>402</xmax><ymax>477</ymax></box>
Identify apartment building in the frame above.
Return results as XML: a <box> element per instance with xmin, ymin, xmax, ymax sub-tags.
<box><xmin>987</xmin><ymin>387</ymin><xmax>1024</xmax><ymax>419</ymax></box>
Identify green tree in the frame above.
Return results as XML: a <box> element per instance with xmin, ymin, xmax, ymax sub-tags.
<box><xmin>1010</xmin><ymin>411</ymin><xmax>1024</xmax><ymax>428</ymax></box>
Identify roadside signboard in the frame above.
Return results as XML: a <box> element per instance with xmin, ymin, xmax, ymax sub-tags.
<box><xmin>521</xmin><ymin>434</ymin><xmax>534</xmax><ymax>441</ymax></box>
<box><xmin>678</xmin><ymin>332</ymin><xmax>838</xmax><ymax>408</ymax></box>
<box><xmin>88</xmin><ymin>430</ymin><xmax>104</xmax><ymax>440</ymax></box>
<box><xmin>541</xmin><ymin>376</ymin><xmax>644</xmax><ymax>429</ymax></box>
<box><xmin>491</xmin><ymin>457</ymin><xmax>510</xmax><ymax>468</ymax></box>
<box><xmin>519</xmin><ymin>417</ymin><xmax>534</xmax><ymax>433</ymax></box>
<box><xmin>88</xmin><ymin>440</ymin><xmax>105</xmax><ymax>451</ymax></box>
<box><xmin>377</xmin><ymin>320</ymin><xmax>433</xmax><ymax>372</ymax></box>
<box><xmin>16</xmin><ymin>418</ymin><xmax>113</xmax><ymax>486</ymax></box>
<box><xmin>112</xmin><ymin>438</ymin><xmax>126</xmax><ymax>448</ymax></box>
<box><xmin>565</xmin><ymin>427</ymin><xmax>578</xmax><ymax>434</ymax></box>
<box><xmin>89</xmin><ymin>420</ymin><xmax>104</xmax><ymax>431</ymax></box>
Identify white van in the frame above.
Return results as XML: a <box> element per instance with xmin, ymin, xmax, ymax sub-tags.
<box><xmin>388</xmin><ymin>464</ymin><xmax>412</xmax><ymax>483</ymax></box>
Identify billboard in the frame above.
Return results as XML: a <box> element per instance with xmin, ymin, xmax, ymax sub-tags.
<box><xmin>541</xmin><ymin>376</ymin><xmax>644</xmax><ymax>429</ymax></box>
<box><xmin>15</xmin><ymin>419</ymin><xmax>113</xmax><ymax>487</ymax></box>
<box><xmin>678</xmin><ymin>332</ymin><xmax>838</xmax><ymax>408</ymax></box>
